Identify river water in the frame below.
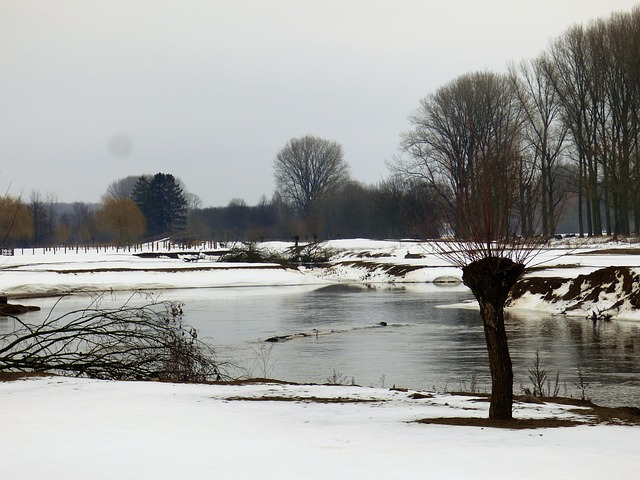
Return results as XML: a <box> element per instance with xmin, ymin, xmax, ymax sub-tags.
<box><xmin>9</xmin><ymin>284</ymin><xmax>640</xmax><ymax>407</ymax></box>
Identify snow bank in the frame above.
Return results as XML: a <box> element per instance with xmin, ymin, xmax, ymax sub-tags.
<box><xmin>510</xmin><ymin>266</ymin><xmax>640</xmax><ymax>320</ymax></box>
<box><xmin>0</xmin><ymin>240</ymin><xmax>462</xmax><ymax>297</ymax></box>
<box><xmin>0</xmin><ymin>264</ymin><xmax>323</xmax><ymax>296</ymax></box>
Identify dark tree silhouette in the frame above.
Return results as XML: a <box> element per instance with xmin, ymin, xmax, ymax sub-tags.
<box><xmin>132</xmin><ymin>173</ymin><xmax>188</xmax><ymax>238</ymax></box>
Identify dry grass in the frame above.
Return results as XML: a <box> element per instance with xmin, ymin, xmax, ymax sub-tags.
<box><xmin>333</xmin><ymin>260</ymin><xmax>426</xmax><ymax>277</ymax></box>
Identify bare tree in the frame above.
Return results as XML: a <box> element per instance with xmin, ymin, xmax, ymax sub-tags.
<box><xmin>185</xmin><ymin>192</ymin><xmax>203</xmax><ymax>211</ymax></box>
<box><xmin>29</xmin><ymin>190</ymin><xmax>57</xmax><ymax>247</ymax></box>
<box><xmin>70</xmin><ymin>202</ymin><xmax>97</xmax><ymax>244</ymax></box>
<box><xmin>0</xmin><ymin>294</ymin><xmax>233</xmax><ymax>382</ymax></box>
<box><xmin>399</xmin><ymin>71</ymin><xmax>526</xmax><ymax>238</ymax></box>
<box><xmin>544</xmin><ymin>25</ymin><xmax>603</xmax><ymax>237</ymax></box>
<box><xmin>273</xmin><ymin>135</ymin><xmax>350</xmax><ymax>217</ymax></box>
<box><xmin>400</xmin><ymin>71</ymin><xmax>542</xmax><ymax>420</ymax></box>
<box><xmin>104</xmin><ymin>175</ymin><xmax>140</xmax><ymax>200</ymax></box>
<box><xmin>510</xmin><ymin>56</ymin><xmax>569</xmax><ymax>238</ymax></box>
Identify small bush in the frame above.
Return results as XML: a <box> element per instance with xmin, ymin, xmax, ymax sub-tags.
<box><xmin>285</xmin><ymin>242</ymin><xmax>335</xmax><ymax>264</ymax></box>
<box><xmin>526</xmin><ymin>350</ymin><xmax>560</xmax><ymax>398</ymax></box>
<box><xmin>326</xmin><ymin>369</ymin><xmax>356</xmax><ymax>386</ymax></box>
<box><xmin>218</xmin><ymin>242</ymin><xmax>281</xmax><ymax>263</ymax></box>
<box><xmin>219</xmin><ymin>241</ymin><xmax>335</xmax><ymax>265</ymax></box>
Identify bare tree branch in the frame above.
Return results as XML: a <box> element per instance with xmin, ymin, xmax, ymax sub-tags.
<box><xmin>0</xmin><ymin>293</ymin><xmax>234</xmax><ymax>382</ymax></box>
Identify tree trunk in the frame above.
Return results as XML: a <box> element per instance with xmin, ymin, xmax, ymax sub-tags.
<box><xmin>462</xmin><ymin>257</ymin><xmax>525</xmax><ymax>420</ymax></box>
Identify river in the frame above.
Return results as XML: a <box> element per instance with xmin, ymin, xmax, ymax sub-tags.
<box><xmin>9</xmin><ymin>283</ymin><xmax>640</xmax><ymax>407</ymax></box>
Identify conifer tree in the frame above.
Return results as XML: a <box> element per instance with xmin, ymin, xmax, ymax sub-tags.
<box><xmin>132</xmin><ymin>173</ymin><xmax>187</xmax><ymax>238</ymax></box>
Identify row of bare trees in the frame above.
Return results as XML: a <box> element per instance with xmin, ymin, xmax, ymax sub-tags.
<box><xmin>544</xmin><ymin>8</ymin><xmax>640</xmax><ymax>237</ymax></box>
<box><xmin>186</xmin><ymin>178</ymin><xmax>439</xmax><ymax>244</ymax></box>
<box><xmin>397</xmin><ymin>6</ymin><xmax>640</xmax><ymax>240</ymax></box>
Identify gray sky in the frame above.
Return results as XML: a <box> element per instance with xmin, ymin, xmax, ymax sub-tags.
<box><xmin>2</xmin><ymin>0</ymin><xmax>638</xmax><ymax>207</ymax></box>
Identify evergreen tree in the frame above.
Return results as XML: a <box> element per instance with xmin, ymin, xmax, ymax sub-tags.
<box><xmin>131</xmin><ymin>173</ymin><xmax>187</xmax><ymax>238</ymax></box>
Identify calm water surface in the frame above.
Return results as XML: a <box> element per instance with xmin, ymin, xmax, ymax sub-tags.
<box><xmin>12</xmin><ymin>284</ymin><xmax>640</xmax><ymax>407</ymax></box>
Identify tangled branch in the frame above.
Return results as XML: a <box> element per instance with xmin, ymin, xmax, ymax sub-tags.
<box><xmin>0</xmin><ymin>294</ymin><xmax>232</xmax><ymax>382</ymax></box>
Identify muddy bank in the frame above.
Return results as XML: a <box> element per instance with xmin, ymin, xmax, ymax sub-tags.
<box><xmin>510</xmin><ymin>266</ymin><xmax>640</xmax><ymax>319</ymax></box>
<box><xmin>0</xmin><ymin>303</ymin><xmax>40</xmax><ymax>315</ymax></box>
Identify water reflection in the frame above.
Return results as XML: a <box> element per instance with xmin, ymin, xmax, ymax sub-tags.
<box><xmin>6</xmin><ymin>284</ymin><xmax>640</xmax><ymax>407</ymax></box>
<box><xmin>507</xmin><ymin>310</ymin><xmax>640</xmax><ymax>406</ymax></box>
<box><xmin>0</xmin><ymin>316</ymin><xmax>12</xmax><ymax>334</ymax></box>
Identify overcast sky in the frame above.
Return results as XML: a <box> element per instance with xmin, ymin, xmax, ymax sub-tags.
<box><xmin>2</xmin><ymin>1</ymin><xmax>638</xmax><ymax>207</ymax></box>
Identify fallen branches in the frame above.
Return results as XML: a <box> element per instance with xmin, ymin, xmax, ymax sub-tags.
<box><xmin>0</xmin><ymin>293</ymin><xmax>232</xmax><ymax>382</ymax></box>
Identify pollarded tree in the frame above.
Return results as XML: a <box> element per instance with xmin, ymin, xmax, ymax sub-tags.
<box><xmin>400</xmin><ymin>71</ymin><xmax>542</xmax><ymax>420</ymax></box>
<box><xmin>132</xmin><ymin>173</ymin><xmax>188</xmax><ymax>238</ymax></box>
<box><xmin>273</xmin><ymin>135</ymin><xmax>350</xmax><ymax>217</ymax></box>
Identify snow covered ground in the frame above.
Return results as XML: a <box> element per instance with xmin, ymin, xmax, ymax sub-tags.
<box><xmin>2</xmin><ymin>238</ymin><xmax>640</xmax><ymax>479</ymax></box>
<box><xmin>0</xmin><ymin>238</ymin><xmax>634</xmax><ymax>289</ymax></box>
<box><xmin>2</xmin><ymin>238</ymin><xmax>640</xmax><ymax>318</ymax></box>
<box><xmin>2</xmin><ymin>375</ymin><xmax>639</xmax><ymax>480</ymax></box>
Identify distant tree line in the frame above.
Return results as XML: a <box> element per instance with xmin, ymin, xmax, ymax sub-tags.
<box><xmin>0</xmin><ymin>173</ymin><xmax>189</xmax><ymax>249</ymax></box>
<box><xmin>187</xmin><ymin>178</ymin><xmax>438</xmax><ymax>244</ymax></box>
<box><xmin>0</xmin><ymin>178</ymin><xmax>435</xmax><ymax>248</ymax></box>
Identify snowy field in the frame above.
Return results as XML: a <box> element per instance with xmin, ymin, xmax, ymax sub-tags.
<box><xmin>2</xmin><ymin>376</ymin><xmax>639</xmax><ymax>480</ymax></box>
<box><xmin>2</xmin><ymin>237</ymin><xmax>640</xmax><ymax>318</ymax></box>
<box><xmin>1</xmin><ymin>237</ymin><xmax>639</xmax><ymax>291</ymax></box>
<box><xmin>2</xmin><ymin>239</ymin><xmax>640</xmax><ymax>479</ymax></box>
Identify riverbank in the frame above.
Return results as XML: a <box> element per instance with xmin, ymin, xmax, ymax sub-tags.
<box><xmin>2</xmin><ymin>238</ymin><xmax>640</xmax><ymax>319</ymax></box>
<box><xmin>1</xmin><ymin>375</ymin><xmax>639</xmax><ymax>480</ymax></box>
